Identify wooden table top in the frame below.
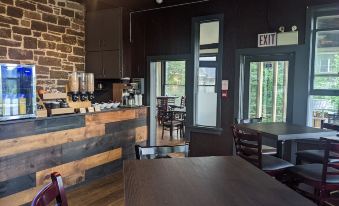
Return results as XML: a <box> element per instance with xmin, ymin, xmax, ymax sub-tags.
<box><xmin>237</xmin><ymin>122</ymin><xmax>337</xmax><ymax>141</ymax></box>
<box><xmin>123</xmin><ymin>156</ymin><xmax>315</xmax><ymax>206</ymax></box>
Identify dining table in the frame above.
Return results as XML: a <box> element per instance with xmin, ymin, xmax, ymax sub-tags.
<box><xmin>123</xmin><ymin>156</ymin><xmax>316</xmax><ymax>206</ymax></box>
<box><xmin>236</xmin><ymin>122</ymin><xmax>337</xmax><ymax>163</ymax></box>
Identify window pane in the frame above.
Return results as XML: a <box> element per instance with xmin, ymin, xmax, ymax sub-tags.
<box><xmin>314</xmin><ymin>30</ymin><xmax>339</xmax><ymax>90</ymax></box>
<box><xmin>165</xmin><ymin>61</ymin><xmax>185</xmax><ymax>85</ymax></box>
<box><xmin>317</xmin><ymin>15</ymin><xmax>339</xmax><ymax>30</ymax></box>
<box><xmin>164</xmin><ymin>85</ymin><xmax>185</xmax><ymax>105</ymax></box>
<box><xmin>310</xmin><ymin>96</ymin><xmax>339</xmax><ymax>128</ymax></box>
<box><xmin>198</xmin><ymin>67</ymin><xmax>216</xmax><ymax>85</ymax></box>
<box><xmin>199</xmin><ymin>56</ymin><xmax>217</xmax><ymax>61</ymax></box>
<box><xmin>200</xmin><ymin>21</ymin><xmax>219</xmax><ymax>45</ymax></box>
<box><xmin>200</xmin><ymin>48</ymin><xmax>219</xmax><ymax>54</ymax></box>
<box><xmin>248</xmin><ymin>61</ymin><xmax>288</xmax><ymax>122</ymax></box>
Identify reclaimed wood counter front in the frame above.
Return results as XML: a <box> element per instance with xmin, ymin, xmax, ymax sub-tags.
<box><xmin>0</xmin><ymin>107</ymin><xmax>148</xmax><ymax>206</ymax></box>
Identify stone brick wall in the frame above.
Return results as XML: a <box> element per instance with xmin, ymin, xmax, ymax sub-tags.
<box><xmin>0</xmin><ymin>0</ymin><xmax>85</xmax><ymax>91</ymax></box>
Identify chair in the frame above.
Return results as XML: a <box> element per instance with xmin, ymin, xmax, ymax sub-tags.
<box><xmin>135</xmin><ymin>144</ymin><xmax>188</xmax><ymax>160</ymax></box>
<box><xmin>179</xmin><ymin>96</ymin><xmax>186</xmax><ymax>108</ymax></box>
<box><xmin>296</xmin><ymin>122</ymin><xmax>339</xmax><ymax>165</ymax></box>
<box><xmin>188</xmin><ymin>130</ymin><xmax>230</xmax><ymax>157</ymax></box>
<box><xmin>288</xmin><ymin>138</ymin><xmax>339</xmax><ymax>205</ymax></box>
<box><xmin>157</xmin><ymin>98</ymin><xmax>169</xmax><ymax>125</ymax></box>
<box><xmin>31</xmin><ymin>172</ymin><xmax>68</xmax><ymax>206</ymax></box>
<box><xmin>231</xmin><ymin>125</ymin><xmax>293</xmax><ymax>177</ymax></box>
<box><xmin>162</xmin><ymin>111</ymin><xmax>184</xmax><ymax>139</ymax></box>
<box><xmin>234</xmin><ymin>117</ymin><xmax>277</xmax><ymax>156</ymax></box>
<box><xmin>234</xmin><ymin>117</ymin><xmax>263</xmax><ymax>124</ymax></box>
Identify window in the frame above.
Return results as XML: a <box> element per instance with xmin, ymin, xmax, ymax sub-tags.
<box><xmin>192</xmin><ymin>15</ymin><xmax>223</xmax><ymax>128</ymax></box>
<box><xmin>311</xmin><ymin>13</ymin><xmax>339</xmax><ymax>91</ymax></box>
<box><xmin>164</xmin><ymin>61</ymin><xmax>186</xmax><ymax>105</ymax></box>
<box><xmin>248</xmin><ymin>61</ymin><xmax>289</xmax><ymax>122</ymax></box>
<box><xmin>308</xmin><ymin>5</ymin><xmax>339</xmax><ymax>127</ymax></box>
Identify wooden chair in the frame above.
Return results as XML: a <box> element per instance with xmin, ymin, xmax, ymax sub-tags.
<box><xmin>231</xmin><ymin>125</ymin><xmax>293</xmax><ymax>177</ymax></box>
<box><xmin>188</xmin><ymin>130</ymin><xmax>230</xmax><ymax>157</ymax></box>
<box><xmin>296</xmin><ymin>122</ymin><xmax>339</xmax><ymax>165</ymax></box>
<box><xmin>135</xmin><ymin>144</ymin><xmax>188</xmax><ymax>160</ymax></box>
<box><xmin>157</xmin><ymin>98</ymin><xmax>169</xmax><ymax>125</ymax></box>
<box><xmin>288</xmin><ymin>138</ymin><xmax>339</xmax><ymax>205</ymax></box>
<box><xmin>162</xmin><ymin>111</ymin><xmax>184</xmax><ymax>139</ymax></box>
<box><xmin>234</xmin><ymin>117</ymin><xmax>277</xmax><ymax>156</ymax></box>
<box><xmin>31</xmin><ymin>172</ymin><xmax>68</xmax><ymax>206</ymax></box>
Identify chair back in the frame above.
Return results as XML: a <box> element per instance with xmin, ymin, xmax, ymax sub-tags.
<box><xmin>235</xmin><ymin>117</ymin><xmax>263</xmax><ymax>124</ymax></box>
<box><xmin>231</xmin><ymin>125</ymin><xmax>263</xmax><ymax>169</ymax></box>
<box><xmin>322</xmin><ymin>138</ymin><xmax>339</xmax><ymax>182</ymax></box>
<box><xmin>157</xmin><ymin>98</ymin><xmax>169</xmax><ymax>111</ymax></box>
<box><xmin>321</xmin><ymin>120</ymin><xmax>339</xmax><ymax>132</ymax></box>
<box><xmin>188</xmin><ymin>131</ymin><xmax>229</xmax><ymax>157</ymax></box>
<box><xmin>135</xmin><ymin>144</ymin><xmax>188</xmax><ymax>160</ymax></box>
<box><xmin>180</xmin><ymin>96</ymin><xmax>186</xmax><ymax>108</ymax></box>
<box><xmin>31</xmin><ymin>172</ymin><xmax>68</xmax><ymax>206</ymax></box>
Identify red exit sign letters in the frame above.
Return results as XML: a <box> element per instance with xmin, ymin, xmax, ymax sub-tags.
<box><xmin>258</xmin><ymin>33</ymin><xmax>277</xmax><ymax>47</ymax></box>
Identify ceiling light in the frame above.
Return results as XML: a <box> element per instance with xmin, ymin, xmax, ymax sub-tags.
<box><xmin>155</xmin><ymin>0</ymin><xmax>163</xmax><ymax>4</ymax></box>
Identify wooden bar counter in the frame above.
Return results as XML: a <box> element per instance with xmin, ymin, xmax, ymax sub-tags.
<box><xmin>0</xmin><ymin>107</ymin><xmax>148</xmax><ymax>206</ymax></box>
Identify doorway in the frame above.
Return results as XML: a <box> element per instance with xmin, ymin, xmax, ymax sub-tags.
<box><xmin>148</xmin><ymin>55</ymin><xmax>189</xmax><ymax>146</ymax></box>
<box><xmin>245</xmin><ymin>60</ymin><xmax>289</xmax><ymax>122</ymax></box>
<box><xmin>237</xmin><ymin>52</ymin><xmax>295</xmax><ymax>124</ymax></box>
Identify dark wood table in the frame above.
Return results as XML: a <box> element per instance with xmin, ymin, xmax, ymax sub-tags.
<box><xmin>124</xmin><ymin>156</ymin><xmax>316</xmax><ymax>206</ymax></box>
<box><xmin>236</xmin><ymin>122</ymin><xmax>337</xmax><ymax>162</ymax></box>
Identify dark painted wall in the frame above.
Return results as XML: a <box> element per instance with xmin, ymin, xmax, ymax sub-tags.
<box><xmin>129</xmin><ymin>0</ymin><xmax>339</xmax><ymax>154</ymax></box>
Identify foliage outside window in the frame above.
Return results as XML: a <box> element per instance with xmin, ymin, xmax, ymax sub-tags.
<box><xmin>164</xmin><ymin>61</ymin><xmax>185</xmax><ymax>105</ymax></box>
<box><xmin>248</xmin><ymin>61</ymin><xmax>288</xmax><ymax>122</ymax></box>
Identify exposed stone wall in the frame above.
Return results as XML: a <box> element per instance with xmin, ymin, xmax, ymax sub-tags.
<box><xmin>0</xmin><ymin>0</ymin><xmax>85</xmax><ymax>91</ymax></box>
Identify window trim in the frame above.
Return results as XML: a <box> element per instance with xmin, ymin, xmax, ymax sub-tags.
<box><xmin>308</xmin><ymin>4</ymin><xmax>339</xmax><ymax>96</ymax></box>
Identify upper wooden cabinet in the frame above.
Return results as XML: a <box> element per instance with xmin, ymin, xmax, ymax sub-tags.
<box><xmin>86</xmin><ymin>8</ymin><xmax>129</xmax><ymax>79</ymax></box>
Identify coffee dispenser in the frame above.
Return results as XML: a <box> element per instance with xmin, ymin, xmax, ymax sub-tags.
<box><xmin>79</xmin><ymin>72</ymin><xmax>88</xmax><ymax>101</ymax></box>
<box><xmin>68</xmin><ymin>72</ymin><xmax>79</xmax><ymax>102</ymax></box>
<box><xmin>86</xmin><ymin>73</ymin><xmax>95</xmax><ymax>101</ymax></box>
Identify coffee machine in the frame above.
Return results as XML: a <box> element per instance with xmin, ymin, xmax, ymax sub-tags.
<box><xmin>121</xmin><ymin>83</ymin><xmax>138</xmax><ymax>107</ymax></box>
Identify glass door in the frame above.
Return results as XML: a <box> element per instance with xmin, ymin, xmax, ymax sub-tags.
<box><xmin>242</xmin><ymin>55</ymin><xmax>293</xmax><ymax>123</ymax></box>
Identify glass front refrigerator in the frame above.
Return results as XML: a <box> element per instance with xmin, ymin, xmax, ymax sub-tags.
<box><xmin>0</xmin><ymin>64</ymin><xmax>36</xmax><ymax>121</ymax></box>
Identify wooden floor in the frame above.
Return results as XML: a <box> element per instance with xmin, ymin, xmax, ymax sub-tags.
<box><xmin>67</xmin><ymin>170</ymin><xmax>124</xmax><ymax>206</ymax></box>
<box><xmin>156</xmin><ymin>124</ymin><xmax>185</xmax><ymax>146</ymax></box>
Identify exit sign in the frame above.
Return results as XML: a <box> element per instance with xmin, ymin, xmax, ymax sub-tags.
<box><xmin>258</xmin><ymin>33</ymin><xmax>277</xmax><ymax>47</ymax></box>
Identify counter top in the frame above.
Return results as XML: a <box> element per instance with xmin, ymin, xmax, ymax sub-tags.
<box><xmin>0</xmin><ymin>106</ymin><xmax>148</xmax><ymax>125</ymax></box>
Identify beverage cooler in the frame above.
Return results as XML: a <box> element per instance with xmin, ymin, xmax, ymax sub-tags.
<box><xmin>0</xmin><ymin>64</ymin><xmax>36</xmax><ymax>121</ymax></box>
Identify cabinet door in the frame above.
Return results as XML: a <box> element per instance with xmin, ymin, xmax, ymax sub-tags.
<box><xmin>101</xmin><ymin>8</ymin><xmax>122</xmax><ymax>51</ymax></box>
<box><xmin>86</xmin><ymin>12</ymin><xmax>103</xmax><ymax>51</ymax></box>
<box><xmin>86</xmin><ymin>51</ymin><xmax>103</xmax><ymax>78</ymax></box>
<box><xmin>102</xmin><ymin>50</ymin><xmax>121</xmax><ymax>79</ymax></box>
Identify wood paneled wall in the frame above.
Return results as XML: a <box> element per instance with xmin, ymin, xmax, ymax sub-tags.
<box><xmin>0</xmin><ymin>107</ymin><xmax>148</xmax><ymax>206</ymax></box>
